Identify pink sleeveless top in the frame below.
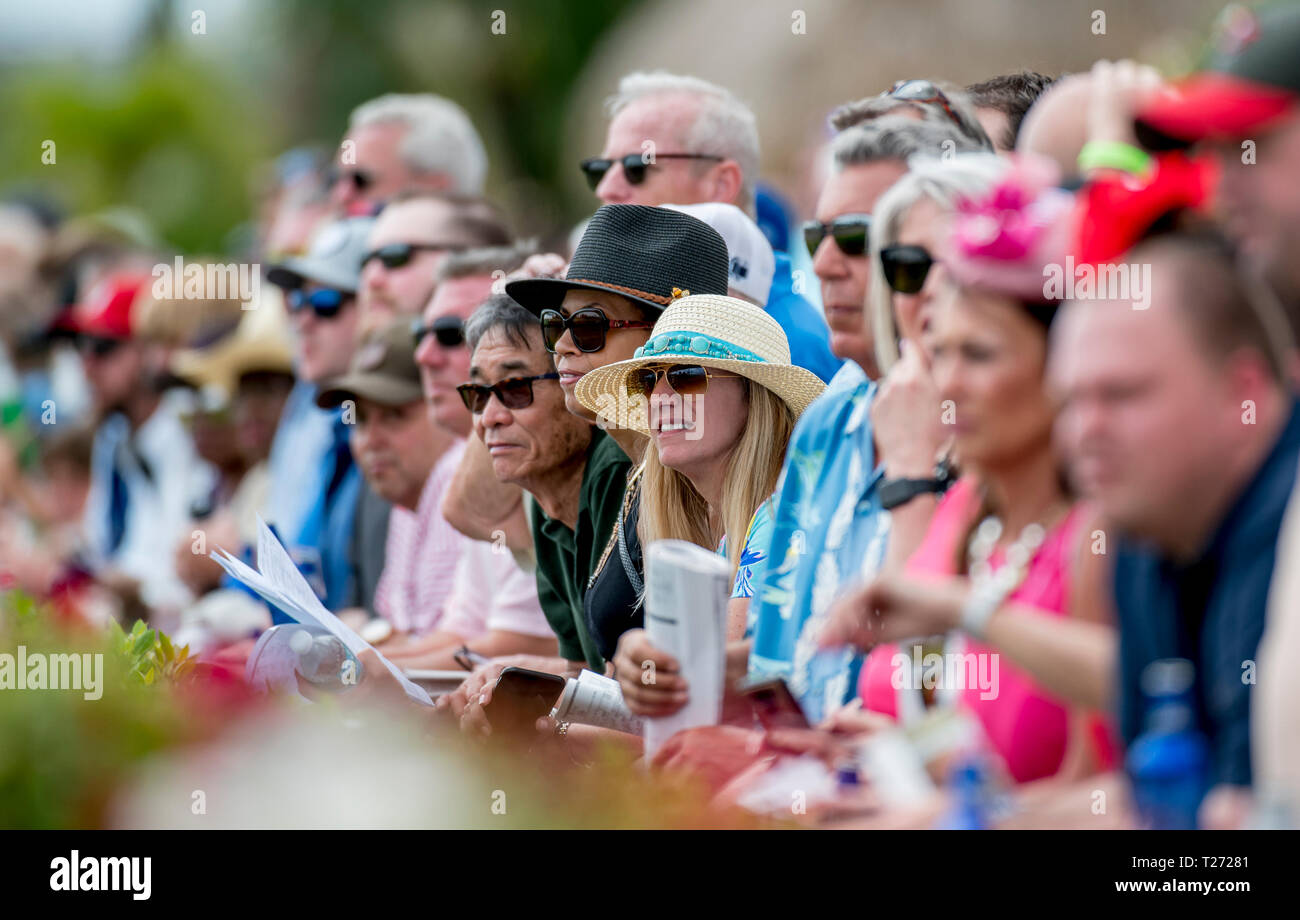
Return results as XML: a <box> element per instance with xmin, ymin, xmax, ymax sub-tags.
<box><xmin>858</xmin><ymin>477</ymin><xmax>1112</xmax><ymax>783</ymax></box>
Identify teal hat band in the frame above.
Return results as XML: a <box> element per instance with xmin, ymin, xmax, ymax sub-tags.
<box><xmin>633</xmin><ymin>331</ymin><xmax>767</xmax><ymax>363</ymax></box>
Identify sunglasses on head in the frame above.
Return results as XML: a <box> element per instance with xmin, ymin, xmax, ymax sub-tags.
<box><xmin>802</xmin><ymin>214</ymin><xmax>872</xmax><ymax>257</ymax></box>
<box><xmin>579</xmin><ymin>153</ymin><xmax>724</xmax><ymax>190</ymax></box>
<box><xmin>457</xmin><ymin>372</ymin><xmax>560</xmax><ymax>414</ymax></box>
<box><xmin>412</xmin><ymin>315</ymin><xmax>465</xmax><ymax>349</ymax></box>
<box><xmin>633</xmin><ymin>363</ymin><xmax>740</xmax><ymax>398</ymax></box>
<box><xmin>286</xmin><ymin>287</ymin><xmax>351</xmax><ymax>319</ymax></box>
<box><xmin>539</xmin><ymin>307</ymin><xmax>655</xmax><ymax>354</ymax></box>
<box><xmin>363</xmin><ymin>241</ymin><xmax>461</xmax><ymax>270</ymax></box>
<box><xmin>78</xmin><ymin>335</ymin><xmax>125</xmax><ymax>358</ymax></box>
<box><xmin>885</xmin><ymin>79</ymin><xmax>963</xmax><ymax>129</ymax></box>
<box><xmin>879</xmin><ymin>245</ymin><xmax>936</xmax><ymax>295</ymax></box>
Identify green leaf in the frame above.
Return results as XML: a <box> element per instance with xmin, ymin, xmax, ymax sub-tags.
<box><xmin>131</xmin><ymin>630</ymin><xmax>156</xmax><ymax>658</ymax></box>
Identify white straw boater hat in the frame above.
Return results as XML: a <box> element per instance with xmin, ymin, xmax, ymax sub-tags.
<box><xmin>575</xmin><ymin>293</ymin><xmax>826</xmax><ymax>435</ymax></box>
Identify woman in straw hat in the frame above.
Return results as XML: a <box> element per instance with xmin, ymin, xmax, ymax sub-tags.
<box><xmin>576</xmin><ymin>292</ymin><xmax>825</xmax><ymax>647</ymax></box>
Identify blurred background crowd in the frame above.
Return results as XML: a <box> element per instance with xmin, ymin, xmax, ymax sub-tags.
<box><xmin>2</xmin><ymin>0</ymin><xmax>1299</xmax><ymax>830</ymax></box>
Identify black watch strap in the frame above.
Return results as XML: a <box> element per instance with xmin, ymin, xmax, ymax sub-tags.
<box><xmin>878</xmin><ymin>476</ymin><xmax>945</xmax><ymax>510</ymax></box>
<box><xmin>878</xmin><ymin>456</ymin><xmax>956</xmax><ymax>511</ymax></box>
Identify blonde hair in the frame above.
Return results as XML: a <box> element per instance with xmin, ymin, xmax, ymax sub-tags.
<box><xmin>638</xmin><ymin>379</ymin><xmax>793</xmax><ymax>573</ymax></box>
<box><xmin>869</xmin><ymin>153</ymin><xmax>1007</xmax><ymax>375</ymax></box>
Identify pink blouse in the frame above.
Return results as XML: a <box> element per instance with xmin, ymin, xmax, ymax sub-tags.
<box><xmin>857</xmin><ymin>477</ymin><xmax>1112</xmax><ymax>783</ymax></box>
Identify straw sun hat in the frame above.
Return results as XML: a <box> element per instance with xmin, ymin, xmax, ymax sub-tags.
<box><xmin>574</xmin><ymin>293</ymin><xmax>826</xmax><ymax>435</ymax></box>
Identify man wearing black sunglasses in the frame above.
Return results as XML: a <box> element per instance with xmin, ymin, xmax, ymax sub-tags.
<box><xmin>263</xmin><ymin>216</ymin><xmax>375</xmax><ymax>613</ymax></box>
<box><xmin>588</xmin><ymin>72</ymin><xmax>754</xmax><ymax>214</ymax></box>
<box><xmin>459</xmin><ymin>294</ymin><xmax>622</xmax><ymax>683</ymax></box>
<box><xmin>415</xmin><ymin>245</ymin><xmax>530</xmax><ymax>436</ymax></box>
<box><xmin>331</xmin><ymin>93</ymin><xmax>488</xmax><ymax>217</ymax></box>
<box><xmin>358</xmin><ymin>192</ymin><xmax>510</xmax><ymax>331</ymax></box>
<box><xmin>582</xmin><ymin>73</ymin><xmax>842</xmax><ymax>386</ymax></box>
<box><xmin>736</xmin><ymin>117</ymin><xmax>986</xmax><ymax>725</ymax></box>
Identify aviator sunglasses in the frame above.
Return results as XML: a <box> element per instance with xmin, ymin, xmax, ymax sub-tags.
<box><xmin>632</xmin><ymin>363</ymin><xmax>740</xmax><ymax>398</ymax></box>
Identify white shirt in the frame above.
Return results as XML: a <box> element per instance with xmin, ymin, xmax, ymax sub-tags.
<box><xmin>83</xmin><ymin>389</ymin><xmax>215</xmax><ymax>610</ymax></box>
<box><xmin>440</xmin><ymin>537</ymin><xmax>554</xmax><ymax>641</ymax></box>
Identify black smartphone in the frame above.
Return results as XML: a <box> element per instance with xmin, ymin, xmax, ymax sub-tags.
<box><xmin>743</xmin><ymin>678</ymin><xmax>811</xmax><ymax>731</ymax></box>
<box><xmin>484</xmin><ymin>667</ymin><xmax>567</xmax><ymax>739</ymax></box>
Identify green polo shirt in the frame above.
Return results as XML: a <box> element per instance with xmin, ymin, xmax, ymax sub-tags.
<box><xmin>529</xmin><ymin>428</ymin><xmax>632</xmax><ymax>671</ymax></box>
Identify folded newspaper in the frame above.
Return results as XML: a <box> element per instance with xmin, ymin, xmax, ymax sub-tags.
<box><xmin>642</xmin><ymin>539</ymin><xmax>732</xmax><ymax>758</ymax></box>
<box><xmin>210</xmin><ymin>516</ymin><xmax>433</xmax><ymax>706</ymax></box>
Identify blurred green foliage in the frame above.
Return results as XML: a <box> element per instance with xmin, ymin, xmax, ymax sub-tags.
<box><xmin>0</xmin><ymin>593</ymin><xmax>197</xmax><ymax>828</ymax></box>
<box><xmin>0</xmin><ymin>0</ymin><xmax>641</xmax><ymax>254</ymax></box>
<box><xmin>0</xmin><ymin>46</ymin><xmax>266</xmax><ymax>253</ymax></box>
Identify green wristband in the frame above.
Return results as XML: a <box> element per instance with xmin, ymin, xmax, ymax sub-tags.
<box><xmin>1077</xmin><ymin>140</ymin><xmax>1153</xmax><ymax>177</ymax></box>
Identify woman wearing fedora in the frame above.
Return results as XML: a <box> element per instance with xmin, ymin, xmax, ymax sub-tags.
<box><xmin>577</xmin><ymin>293</ymin><xmax>825</xmax><ymax>672</ymax></box>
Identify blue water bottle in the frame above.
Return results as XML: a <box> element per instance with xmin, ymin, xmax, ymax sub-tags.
<box><xmin>936</xmin><ymin>754</ymin><xmax>993</xmax><ymax>829</ymax></box>
<box><xmin>1126</xmin><ymin>658</ymin><xmax>1211</xmax><ymax>830</ymax></box>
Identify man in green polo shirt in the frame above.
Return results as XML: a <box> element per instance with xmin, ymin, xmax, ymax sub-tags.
<box><xmin>457</xmin><ymin>292</ymin><xmax>630</xmax><ymax>674</ymax></box>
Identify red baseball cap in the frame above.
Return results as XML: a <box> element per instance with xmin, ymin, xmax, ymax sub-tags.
<box><xmin>65</xmin><ymin>272</ymin><xmax>151</xmax><ymax>340</ymax></box>
<box><xmin>1137</xmin><ymin>4</ymin><xmax>1300</xmax><ymax>142</ymax></box>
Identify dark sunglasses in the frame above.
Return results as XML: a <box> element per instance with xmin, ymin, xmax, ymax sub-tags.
<box><xmin>412</xmin><ymin>315</ymin><xmax>465</xmax><ymax>349</ymax></box>
<box><xmin>363</xmin><ymin>241</ymin><xmax>461</xmax><ymax>270</ymax></box>
<box><xmin>579</xmin><ymin>153</ymin><xmax>724</xmax><ymax>190</ymax></box>
<box><xmin>539</xmin><ymin>307</ymin><xmax>655</xmax><ymax>354</ymax></box>
<box><xmin>802</xmin><ymin>214</ymin><xmax>872</xmax><ymax>257</ymax></box>
<box><xmin>338</xmin><ymin>169</ymin><xmax>374</xmax><ymax>192</ymax></box>
<box><xmin>885</xmin><ymin>79</ymin><xmax>963</xmax><ymax>129</ymax></box>
<box><xmin>78</xmin><ymin>335</ymin><xmax>125</xmax><ymax>358</ymax></box>
<box><xmin>879</xmin><ymin>245</ymin><xmax>937</xmax><ymax>295</ymax></box>
<box><xmin>633</xmin><ymin>364</ymin><xmax>740</xmax><ymax>398</ymax></box>
<box><xmin>286</xmin><ymin>287</ymin><xmax>351</xmax><ymax>319</ymax></box>
<box><xmin>457</xmin><ymin>372</ymin><xmax>560</xmax><ymax>413</ymax></box>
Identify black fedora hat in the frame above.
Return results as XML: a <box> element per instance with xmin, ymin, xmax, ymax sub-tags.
<box><xmin>506</xmin><ymin>204</ymin><xmax>730</xmax><ymax>315</ymax></box>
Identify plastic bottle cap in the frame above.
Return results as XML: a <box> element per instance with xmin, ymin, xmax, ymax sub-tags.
<box><xmin>288</xmin><ymin>628</ymin><xmax>313</xmax><ymax>656</ymax></box>
<box><xmin>1141</xmin><ymin>658</ymin><xmax>1195</xmax><ymax>698</ymax></box>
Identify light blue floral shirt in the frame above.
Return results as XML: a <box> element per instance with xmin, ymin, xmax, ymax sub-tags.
<box><xmin>719</xmin><ymin>497</ymin><xmax>776</xmax><ymax>638</ymax></box>
<box><xmin>745</xmin><ymin>360</ymin><xmax>892</xmax><ymax>724</ymax></box>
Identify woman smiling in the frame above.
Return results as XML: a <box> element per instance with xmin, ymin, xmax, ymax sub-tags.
<box><xmin>576</xmin><ymin>293</ymin><xmax>825</xmax><ymax>642</ymax></box>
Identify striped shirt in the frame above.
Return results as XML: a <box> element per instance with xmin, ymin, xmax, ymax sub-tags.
<box><xmin>373</xmin><ymin>439</ymin><xmax>468</xmax><ymax>634</ymax></box>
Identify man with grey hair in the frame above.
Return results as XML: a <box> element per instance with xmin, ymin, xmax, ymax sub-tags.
<box><xmin>433</xmin><ymin>293</ymin><xmax>630</xmax><ymax>732</ymax></box>
<box><xmin>614</xmin><ymin>115</ymin><xmax>989</xmax><ymax>725</ymax></box>
<box><xmin>588</xmin><ymin>70</ymin><xmax>759</xmax><ymax>215</ymax></box>
<box><xmin>415</xmin><ymin>243</ymin><xmax>534</xmax><ymax>437</ymax></box>
<box><xmin>829</xmin><ymin>80</ymin><xmax>992</xmax><ymax>151</ymax></box>
<box><xmin>586</xmin><ymin>70</ymin><xmax>838</xmax><ymax>381</ymax></box>
<box><xmin>332</xmin><ymin>94</ymin><xmax>489</xmax><ymax>217</ymax></box>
